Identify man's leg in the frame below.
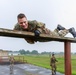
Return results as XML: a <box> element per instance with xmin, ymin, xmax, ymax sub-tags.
<box><xmin>69</xmin><ymin>27</ymin><xmax>76</xmax><ymax>38</ymax></box>
<box><xmin>10</xmin><ymin>64</ymin><xmax>13</xmax><ymax>74</ymax></box>
<box><xmin>53</xmin><ymin>29</ymin><xmax>60</xmax><ymax>37</ymax></box>
<box><xmin>59</xmin><ymin>27</ymin><xmax>76</xmax><ymax>38</ymax></box>
<box><xmin>58</xmin><ymin>29</ymin><xmax>69</xmax><ymax>37</ymax></box>
<box><xmin>57</xmin><ymin>24</ymin><xmax>65</xmax><ymax>30</ymax></box>
<box><xmin>54</xmin><ymin>25</ymin><xmax>69</xmax><ymax>37</ymax></box>
<box><xmin>55</xmin><ymin>25</ymin><xmax>76</xmax><ymax>38</ymax></box>
<box><xmin>54</xmin><ymin>64</ymin><xmax>57</xmax><ymax>75</ymax></box>
<box><xmin>51</xmin><ymin>64</ymin><xmax>55</xmax><ymax>75</ymax></box>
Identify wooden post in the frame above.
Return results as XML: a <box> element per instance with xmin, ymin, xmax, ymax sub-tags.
<box><xmin>64</xmin><ymin>41</ymin><xmax>71</xmax><ymax>75</ymax></box>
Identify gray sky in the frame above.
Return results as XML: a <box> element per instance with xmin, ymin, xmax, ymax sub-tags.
<box><xmin>0</xmin><ymin>0</ymin><xmax>76</xmax><ymax>53</ymax></box>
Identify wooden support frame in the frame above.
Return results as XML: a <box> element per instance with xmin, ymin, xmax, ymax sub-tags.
<box><xmin>0</xmin><ymin>28</ymin><xmax>75</xmax><ymax>75</ymax></box>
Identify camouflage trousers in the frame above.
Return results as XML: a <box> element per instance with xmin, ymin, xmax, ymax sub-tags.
<box><xmin>36</xmin><ymin>28</ymin><xmax>69</xmax><ymax>42</ymax></box>
<box><xmin>51</xmin><ymin>63</ymin><xmax>57</xmax><ymax>75</ymax></box>
<box><xmin>10</xmin><ymin>64</ymin><xmax>14</xmax><ymax>74</ymax></box>
<box><xmin>25</xmin><ymin>28</ymin><xmax>69</xmax><ymax>44</ymax></box>
<box><xmin>53</xmin><ymin>29</ymin><xmax>69</xmax><ymax>37</ymax></box>
<box><xmin>37</xmin><ymin>27</ymin><xmax>69</xmax><ymax>37</ymax></box>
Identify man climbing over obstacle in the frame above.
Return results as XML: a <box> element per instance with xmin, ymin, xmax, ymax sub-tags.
<box><xmin>14</xmin><ymin>13</ymin><xmax>76</xmax><ymax>44</ymax></box>
<box><xmin>50</xmin><ymin>53</ymin><xmax>58</xmax><ymax>75</ymax></box>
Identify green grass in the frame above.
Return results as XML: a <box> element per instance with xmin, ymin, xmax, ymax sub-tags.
<box><xmin>16</xmin><ymin>54</ymin><xmax>76</xmax><ymax>75</ymax></box>
<box><xmin>23</xmin><ymin>54</ymin><xmax>65</xmax><ymax>73</ymax></box>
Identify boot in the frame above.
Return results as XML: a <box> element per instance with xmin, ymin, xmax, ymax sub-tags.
<box><xmin>57</xmin><ymin>24</ymin><xmax>65</xmax><ymax>30</ymax></box>
<box><xmin>69</xmin><ymin>27</ymin><xmax>76</xmax><ymax>38</ymax></box>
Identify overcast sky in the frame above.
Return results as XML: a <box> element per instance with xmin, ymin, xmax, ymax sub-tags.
<box><xmin>0</xmin><ymin>0</ymin><xmax>76</xmax><ymax>53</ymax></box>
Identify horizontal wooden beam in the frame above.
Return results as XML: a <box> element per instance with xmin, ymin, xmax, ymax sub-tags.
<box><xmin>0</xmin><ymin>28</ymin><xmax>76</xmax><ymax>43</ymax></box>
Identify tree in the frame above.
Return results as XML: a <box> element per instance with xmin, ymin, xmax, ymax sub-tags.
<box><xmin>31</xmin><ymin>50</ymin><xmax>38</xmax><ymax>54</ymax></box>
<box><xmin>41</xmin><ymin>51</ymin><xmax>50</xmax><ymax>54</ymax></box>
<box><xmin>26</xmin><ymin>50</ymin><xmax>30</xmax><ymax>54</ymax></box>
<box><xmin>19</xmin><ymin>49</ymin><xmax>26</xmax><ymax>54</ymax></box>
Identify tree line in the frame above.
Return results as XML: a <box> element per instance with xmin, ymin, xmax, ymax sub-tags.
<box><xmin>8</xmin><ymin>49</ymin><xmax>66</xmax><ymax>55</ymax></box>
<box><xmin>8</xmin><ymin>49</ymin><xmax>51</xmax><ymax>55</ymax></box>
<box><xmin>19</xmin><ymin>49</ymin><xmax>51</xmax><ymax>54</ymax></box>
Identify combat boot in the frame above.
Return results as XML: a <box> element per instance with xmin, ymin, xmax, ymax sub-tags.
<box><xmin>57</xmin><ymin>24</ymin><xmax>65</xmax><ymax>30</ymax></box>
<box><xmin>69</xmin><ymin>27</ymin><xmax>76</xmax><ymax>38</ymax></box>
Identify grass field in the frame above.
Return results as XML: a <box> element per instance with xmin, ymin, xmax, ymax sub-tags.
<box><xmin>17</xmin><ymin>54</ymin><xmax>76</xmax><ymax>75</ymax></box>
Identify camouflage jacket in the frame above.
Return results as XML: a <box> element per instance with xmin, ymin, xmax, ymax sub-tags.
<box><xmin>14</xmin><ymin>20</ymin><xmax>45</xmax><ymax>32</ymax></box>
<box><xmin>14</xmin><ymin>20</ymin><xmax>54</xmax><ymax>44</ymax></box>
<box><xmin>50</xmin><ymin>56</ymin><xmax>58</xmax><ymax>64</ymax></box>
<box><xmin>9</xmin><ymin>56</ymin><xmax>14</xmax><ymax>64</ymax></box>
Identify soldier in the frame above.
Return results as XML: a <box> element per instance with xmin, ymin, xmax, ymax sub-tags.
<box><xmin>9</xmin><ymin>54</ymin><xmax>14</xmax><ymax>74</ymax></box>
<box><xmin>50</xmin><ymin>53</ymin><xmax>58</xmax><ymax>75</ymax></box>
<box><xmin>14</xmin><ymin>13</ymin><xmax>76</xmax><ymax>44</ymax></box>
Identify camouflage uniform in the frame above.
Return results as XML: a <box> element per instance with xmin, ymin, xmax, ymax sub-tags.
<box><xmin>50</xmin><ymin>55</ymin><xmax>58</xmax><ymax>75</ymax></box>
<box><xmin>9</xmin><ymin>54</ymin><xmax>14</xmax><ymax>74</ymax></box>
<box><xmin>14</xmin><ymin>20</ymin><xmax>69</xmax><ymax>44</ymax></box>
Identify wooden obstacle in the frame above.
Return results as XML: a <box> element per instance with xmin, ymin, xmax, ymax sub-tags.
<box><xmin>0</xmin><ymin>28</ymin><xmax>76</xmax><ymax>42</ymax></box>
<box><xmin>0</xmin><ymin>28</ymin><xmax>76</xmax><ymax>75</ymax></box>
